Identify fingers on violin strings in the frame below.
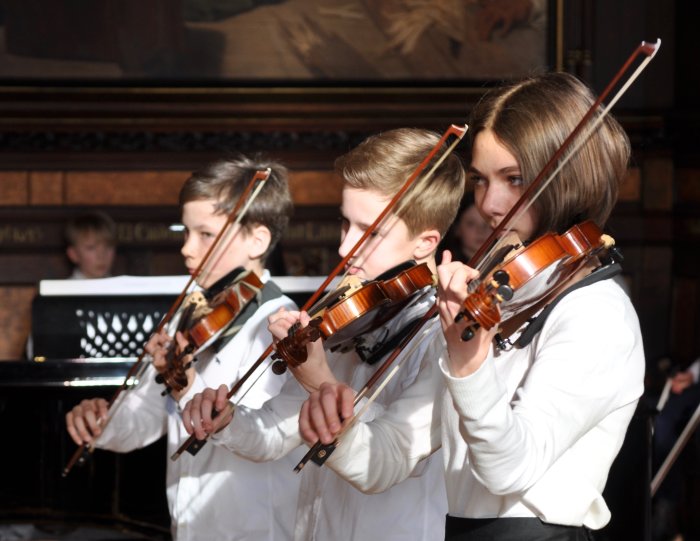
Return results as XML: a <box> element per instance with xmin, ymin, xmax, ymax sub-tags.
<box><xmin>268</xmin><ymin>309</ymin><xmax>301</xmax><ymax>339</ymax></box>
<box><xmin>439</xmin><ymin>249</ymin><xmax>453</xmax><ymax>266</ymax></box>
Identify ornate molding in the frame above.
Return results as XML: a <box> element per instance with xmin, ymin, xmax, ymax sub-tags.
<box><xmin>0</xmin><ymin>130</ymin><xmax>370</xmax><ymax>154</ymax></box>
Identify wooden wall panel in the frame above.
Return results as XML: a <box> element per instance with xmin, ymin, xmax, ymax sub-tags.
<box><xmin>0</xmin><ymin>286</ymin><xmax>36</xmax><ymax>360</ymax></box>
<box><xmin>29</xmin><ymin>171</ymin><xmax>65</xmax><ymax>205</ymax></box>
<box><xmin>642</xmin><ymin>156</ymin><xmax>674</xmax><ymax>210</ymax></box>
<box><xmin>65</xmin><ymin>171</ymin><xmax>186</xmax><ymax>205</ymax></box>
<box><xmin>0</xmin><ymin>171</ymin><xmax>29</xmax><ymax>204</ymax></box>
<box><xmin>677</xmin><ymin>168</ymin><xmax>700</xmax><ymax>204</ymax></box>
<box><xmin>619</xmin><ymin>167</ymin><xmax>641</xmax><ymax>202</ymax></box>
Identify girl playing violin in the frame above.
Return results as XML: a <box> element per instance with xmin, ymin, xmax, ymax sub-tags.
<box><xmin>182</xmin><ymin>128</ymin><xmax>465</xmax><ymax>541</ymax></box>
<box><xmin>65</xmin><ymin>156</ymin><xmax>300</xmax><ymax>541</ymax></box>
<box><xmin>296</xmin><ymin>73</ymin><xmax>645</xmax><ymax>541</ymax></box>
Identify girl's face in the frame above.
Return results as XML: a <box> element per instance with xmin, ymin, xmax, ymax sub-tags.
<box><xmin>469</xmin><ymin>129</ymin><xmax>539</xmax><ymax>241</ymax></box>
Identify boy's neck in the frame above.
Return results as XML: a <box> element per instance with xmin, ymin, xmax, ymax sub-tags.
<box><xmin>420</xmin><ymin>255</ymin><xmax>437</xmax><ymax>275</ymax></box>
<box><xmin>205</xmin><ymin>262</ymin><xmax>265</xmax><ymax>298</ymax></box>
<box><xmin>245</xmin><ymin>260</ymin><xmax>266</xmax><ymax>277</ymax></box>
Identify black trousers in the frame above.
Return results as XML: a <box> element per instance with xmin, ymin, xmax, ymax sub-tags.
<box><xmin>445</xmin><ymin>516</ymin><xmax>595</xmax><ymax>541</ymax></box>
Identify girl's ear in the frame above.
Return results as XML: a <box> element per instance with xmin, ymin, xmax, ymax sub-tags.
<box><xmin>247</xmin><ymin>224</ymin><xmax>272</xmax><ymax>261</ymax></box>
<box><xmin>413</xmin><ymin>228</ymin><xmax>441</xmax><ymax>261</ymax></box>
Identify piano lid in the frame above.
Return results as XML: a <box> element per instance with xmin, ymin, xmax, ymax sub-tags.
<box><xmin>0</xmin><ymin>358</ymin><xmax>138</xmax><ymax>388</ymax></box>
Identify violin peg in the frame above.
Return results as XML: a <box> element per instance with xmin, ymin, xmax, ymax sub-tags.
<box><xmin>271</xmin><ymin>360</ymin><xmax>288</xmax><ymax>375</ymax></box>
<box><xmin>492</xmin><ymin>269</ymin><xmax>510</xmax><ymax>286</ymax></box>
<box><xmin>461</xmin><ymin>323</ymin><xmax>479</xmax><ymax>342</ymax></box>
<box><xmin>496</xmin><ymin>284</ymin><xmax>514</xmax><ymax>302</ymax></box>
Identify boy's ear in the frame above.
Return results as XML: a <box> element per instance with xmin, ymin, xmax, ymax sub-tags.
<box><xmin>247</xmin><ymin>224</ymin><xmax>272</xmax><ymax>260</ymax></box>
<box><xmin>66</xmin><ymin>246</ymin><xmax>80</xmax><ymax>265</ymax></box>
<box><xmin>413</xmin><ymin>228</ymin><xmax>441</xmax><ymax>261</ymax></box>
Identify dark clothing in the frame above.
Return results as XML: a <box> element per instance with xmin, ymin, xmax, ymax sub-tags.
<box><xmin>445</xmin><ymin>516</ymin><xmax>595</xmax><ymax>541</ymax></box>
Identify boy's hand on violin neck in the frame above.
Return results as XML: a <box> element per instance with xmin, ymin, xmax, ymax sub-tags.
<box><xmin>268</xmin><ymin>306</ymin><xmax>302</xmax><ymax>341</ymax></box>
<box><xmin>270</xmin><ymin>308</ymin><xmax>335</xmax><ymax>393</ymax></box>
<box><xmin>65</xmin><ymin>398</ymin><xmax>109</xmax><ymax>446</ymax></box>
<box><xmin>144</xmin><ymin>328</ymin><xmax>172</xmax><ymax>359</ymax></box>
<box><xmin>299</xmin><ymin>382</ymin><xmax>355</xmax><ymax>446</ymax></box>
<box><xmin>288</xmin><ymin>318</ymin><xmax>336</xmax><ymax>393</ymax></box>
<box><xmin>169</xmin><ymin>331</ymin><xmax>197</xmax><ymax>400</ymax></box>
<box><xmin>182</xmin><ymin>384</ymin><xmax>234</xmax><ymax>440</ymax></box>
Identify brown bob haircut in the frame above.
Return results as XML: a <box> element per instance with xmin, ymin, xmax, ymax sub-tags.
<box><xmin>468</xmin><ymin>72</ymin><xmax>631</xmax><ymax>237</ymax></box>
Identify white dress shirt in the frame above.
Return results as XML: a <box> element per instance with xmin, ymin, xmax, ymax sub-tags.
<box><xmin>213</xmin><ymin>290</ymin><xmax>449</xmax><ymax>541</ymax></box>
<box><xmin>96</xmin><ymin>271</ymin><xmax>301</xmax><ymax>541</ymax></box>
<box><xmin>320</xmin><ymin>278</ymin><xmax>645</xmax><ymax>531</ymax></box>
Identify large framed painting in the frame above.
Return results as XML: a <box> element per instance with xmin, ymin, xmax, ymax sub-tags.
<box><xmin>0</xmin><ymin>0</ymin><xmax>557</xmax><ymax>85</ymax></box>
<box><xmin>0</xmin><ymin>0</ymin><xmax>563</xmax><ymax>160</ymax></box>
<box><xmin>0</xmin><ymin>0</ymin><xmax>560</xmax><ymax>83</ymax></box>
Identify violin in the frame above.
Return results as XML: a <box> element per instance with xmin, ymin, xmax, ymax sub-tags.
<box><xmin>270</xmin><ymin>261</ymin><xmax>435</xmax><ymax>373</ymax></box>
<box><xmin>455</xmin><ymin>220</ymin><xmax>615</xmax><ymax>341</ymax></box>
<box><xmin>156</xmin><ymin>269</ymin><xmax>264</xmax><ymax>394</ymax></box>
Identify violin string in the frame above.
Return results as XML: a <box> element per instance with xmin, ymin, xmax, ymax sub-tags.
<box><xmin>472</xmin><ymin>41</ymin><xmax>660</xmax><ymax>277</ymax></box>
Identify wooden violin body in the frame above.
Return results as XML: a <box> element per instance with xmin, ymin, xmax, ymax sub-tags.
<box><xmin>271</xmin><ymin>262</ymin><xmax>435</xmax><ymax>372</ymax></box>
<box><xmin>457</xmin><ymin>220</ymin><xmax>614</xmax><ymax>340</ymax></box>
<box><xmin>157</xmin><ymin>270</ymin><xmax>263</xmax><ymax>393</ymax></box>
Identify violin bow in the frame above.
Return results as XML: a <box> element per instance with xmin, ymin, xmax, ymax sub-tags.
<box><xmin>470</xmin><ymin>39</ymin><xmax>661</xmax><ymax>276</ymax></box>
<box><xmin>62</xmin><ymin>168</ymin><xmax>271</xmax><ymax>476</ymax></box>
<box><xmin>171</xmin><ymin>124</ymin><xmax>468</xmax><ymax>461</ymax></box>
<box><xmin>295</xmin><ymin>39</ymin><xmax>662</xmax><ymax>472</ymax></box>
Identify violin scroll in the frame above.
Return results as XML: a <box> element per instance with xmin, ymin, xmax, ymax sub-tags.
<box><xmin>456</xmin><ymin>270</ymin><xmax>513</xmax><ymax>341</ymax></box>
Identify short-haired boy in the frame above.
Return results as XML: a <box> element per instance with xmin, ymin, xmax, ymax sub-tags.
<box><xmin>65</xmin><ymin>156</ymin><xmax>300</xmax><ymax>541</ymax></box>
<box><xmin>182</xmin><ymin>129</ymin><xmax>465</xmax><ymax>540</ymax></box>
<box><xmin>65</xmin><ymin>210</ymin><xmax>117</xmax><ymax>279</ymax></box>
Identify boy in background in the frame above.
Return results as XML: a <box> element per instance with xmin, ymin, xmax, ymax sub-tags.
<box><xmin>64</xmin><ymin>210</ymin><xmax>117</xmax><ymax>279</ymax></box>
<box><xmin>65</xmin><ymin>156</ymin><xmax>300</xmax><ymax>541</ymax></box>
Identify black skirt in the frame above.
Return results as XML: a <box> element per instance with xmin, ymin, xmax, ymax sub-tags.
<box><xmin>445</xmin><ymin>516</ymin><xmax>595</xmax><ymax>541</ymax></box>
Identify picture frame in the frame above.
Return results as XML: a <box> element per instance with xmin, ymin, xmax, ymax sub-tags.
<box><xmin>0</xmin><ymin>0</ymin><xmax>563</xmax><ymax>137</ymax></box>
